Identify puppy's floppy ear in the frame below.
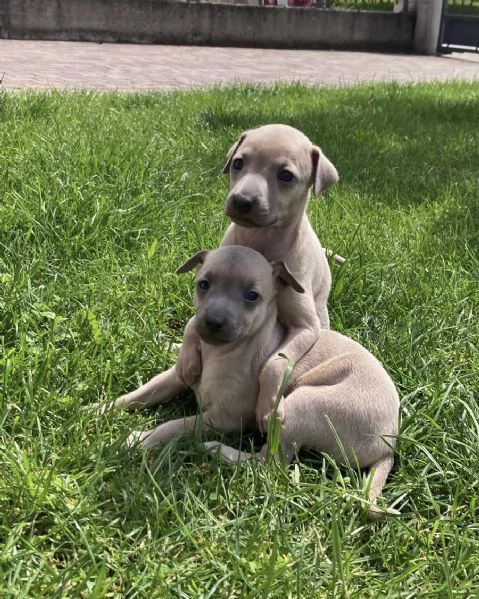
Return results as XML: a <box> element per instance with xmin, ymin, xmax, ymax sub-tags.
<box><xmin>176</xmin><ymin>250</ymin><xmax>209</xmax><ymax>274</ymax></box>
<box><xmin>222</xmin><ymin>130</ymin><xmax>249</xmax><ymax>174</ymax></box>
<box><xmin>311</xmin><ymin>146</ymin><xmax>339</xmax><ymax>196</ymax></box>
<box><xmin>271</xmin><ymin>262</ymin><xmax>305</xmax><ymax>294</ymax></box>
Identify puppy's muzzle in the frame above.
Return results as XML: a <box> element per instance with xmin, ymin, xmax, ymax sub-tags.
<box><xmin>197</xmin><ymin>310</ymin><xmax>238</xmax><ymax>345</ymax></box>
<box><xmin>231</xmin><ymin>193</ymin><xmax>258</xmax><ymax>214</ymax></box>
<box><xmin>204</xmin><ymin>313</ymin><xmax>226</xmax><ymax>333</ymax></box>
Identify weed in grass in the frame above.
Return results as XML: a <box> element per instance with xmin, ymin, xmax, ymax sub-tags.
<box><xmin>0</xmin><ymin>82</ymin><xmax>478</xmax><ymax>596</ymax></box>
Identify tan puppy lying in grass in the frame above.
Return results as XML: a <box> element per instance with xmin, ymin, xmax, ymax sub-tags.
<box><xmin>122</xmin><ymin>246</ymin><xmax>400</xmax><ymax>519</ymax></box>
<box><xmin>122</xmin><ymin>124</ymin><xmax>340</xmax><ymax>433</ymax></box>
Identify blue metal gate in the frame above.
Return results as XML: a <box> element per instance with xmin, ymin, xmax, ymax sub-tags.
<box><xmin>438</xmin><ymin>0</ymin><xmax>479</xmax><ymax>52</ymax></box>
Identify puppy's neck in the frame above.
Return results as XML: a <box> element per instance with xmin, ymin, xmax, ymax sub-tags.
<box><xmin>225</xmin><ymin>215</ymin><xmax>308</xmax><ymax>263</ymax></box>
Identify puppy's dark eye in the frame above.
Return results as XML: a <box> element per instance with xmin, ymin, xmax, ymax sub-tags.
<box><xmin>278</xmin><ymin>169</ymin><xmax>294</xmax><ymax>183</ymax></box>
<box><xmin>244</xmin><ymin>290</ymin><xmax>260</xmax><ymax>303</ymax></box>
<box><xmin>232</xmin><ymin>158</ymin><xmax>243</xmax><ymax>171</ymax></box>
<box><xmin>197</xmin><ymin>280</ymin><xmax>209</xmax><ymax>292</ymax></box>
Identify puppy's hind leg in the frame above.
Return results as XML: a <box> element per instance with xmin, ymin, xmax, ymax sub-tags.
<box><xmin>367</xmin><ymin>454</ymin><xmax>400</xmax><ymax>520</ymax></box>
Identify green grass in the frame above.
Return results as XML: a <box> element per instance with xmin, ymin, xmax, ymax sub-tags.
<box><xmin>326</xmin><ymin>0</ymin><xmax>395</xmax><ymax>11</ymax></box>
<box><xmin>0</xmin><ymin>82</ymin><xmax>478</xmax><ymax>597</ymax></box>
<box><xmin>331</xmin><ymin>0</ymin><xmax>479</xmax><ymax>13</ymax></box>
<box><xmin>446</xmin><ymin>0</ymin><xmax>479</xmax><ymax>15</ymax></box>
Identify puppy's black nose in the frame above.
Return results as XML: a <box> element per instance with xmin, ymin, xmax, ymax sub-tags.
<box><xmin>232</xmin><ymin>194</ymin><xmax>256</xmax><ymax>214</ymax></box>
<box><xmin>204</xmin><ymin>314</ymin><xmax>225</xmax><ymax>332</ymax></box>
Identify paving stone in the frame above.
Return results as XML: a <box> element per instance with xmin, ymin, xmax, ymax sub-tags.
<box><xmin>1</xmin><ymin>40</ymin><xmax>478</xmax><ymax>91</ymax></box>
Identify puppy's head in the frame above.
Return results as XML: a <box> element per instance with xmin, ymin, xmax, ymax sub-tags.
<box><xmin>177</xmin><ymin>246</ymin><xmax>303</xmax><ymax>346</ymax></box>
<box><xmin>223</xmin><ymin>124</ymin><xmax>338</xmax><ymax>228</ymax></box>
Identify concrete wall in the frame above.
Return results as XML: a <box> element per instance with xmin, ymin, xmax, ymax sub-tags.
<box><xmin>0</xmin><ymin>0</ymin><xmax>416</xmax><ymax>52</ymax></box>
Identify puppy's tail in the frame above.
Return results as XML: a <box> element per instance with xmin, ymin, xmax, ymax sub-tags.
<box><xmin>324</xmin><ymin>248</ymin><xmax>346</xmax><ymax>266</ymax></box>
<box><xmin>367</xmin><ymin>455</ymin><xmax>400</xmax><ymax>520</ymax></box>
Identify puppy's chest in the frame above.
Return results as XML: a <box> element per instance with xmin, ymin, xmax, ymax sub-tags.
<box><xmin>194</xmin><ymin>356</ymin><xmax>258</xmax><ymax>417</ymax></box>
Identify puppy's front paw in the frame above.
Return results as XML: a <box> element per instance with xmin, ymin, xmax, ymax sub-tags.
<box><xmin>204</xmin><ymin>440</ymin><xmax>222</xmax><ymax>456</ymax></box>
<box><xmin>83</xmin><ymin>401</ymin><xmax>114</xmax><ymax>416</ymax></box>
<box><xmin>256</xmin><ymin>404</ymin><xmax>285</xmax><ymax>434</ymax></box>
<box><xmin>124</xmin><ymin>429</ymin><xmax>151</xmax><ymax>449</ymax></box>
<box><xmin>113</xmin><ymin>395</ymin><xmax>129</xmax><ymax>410</ymax></box>
<box><xmin>112</xmin><ymin>393</ymin><xmax>145</xmax><ymax>412</ymax></box>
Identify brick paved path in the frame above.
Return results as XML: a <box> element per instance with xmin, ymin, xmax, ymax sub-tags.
<box><xmin>1</xmin><ymin>40</ymin><xmax>478</xmax><ymax>90</ymax></box>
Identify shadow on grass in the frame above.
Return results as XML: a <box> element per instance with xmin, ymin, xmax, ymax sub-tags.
<box><xmin>193</xmin><ymin>82</ymin><xmax>479</xmax><ymax>220</ymax></box>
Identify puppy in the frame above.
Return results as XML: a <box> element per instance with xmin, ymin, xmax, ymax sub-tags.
<box><xmin>174</xmin><ymin>124</ymin><xmax>340</xmax><ymax>432</ymax></box>
<box><xmin>123</xmin><ymin>246</ymin><xmax>400</xmax><ymax>519</ymax></box>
